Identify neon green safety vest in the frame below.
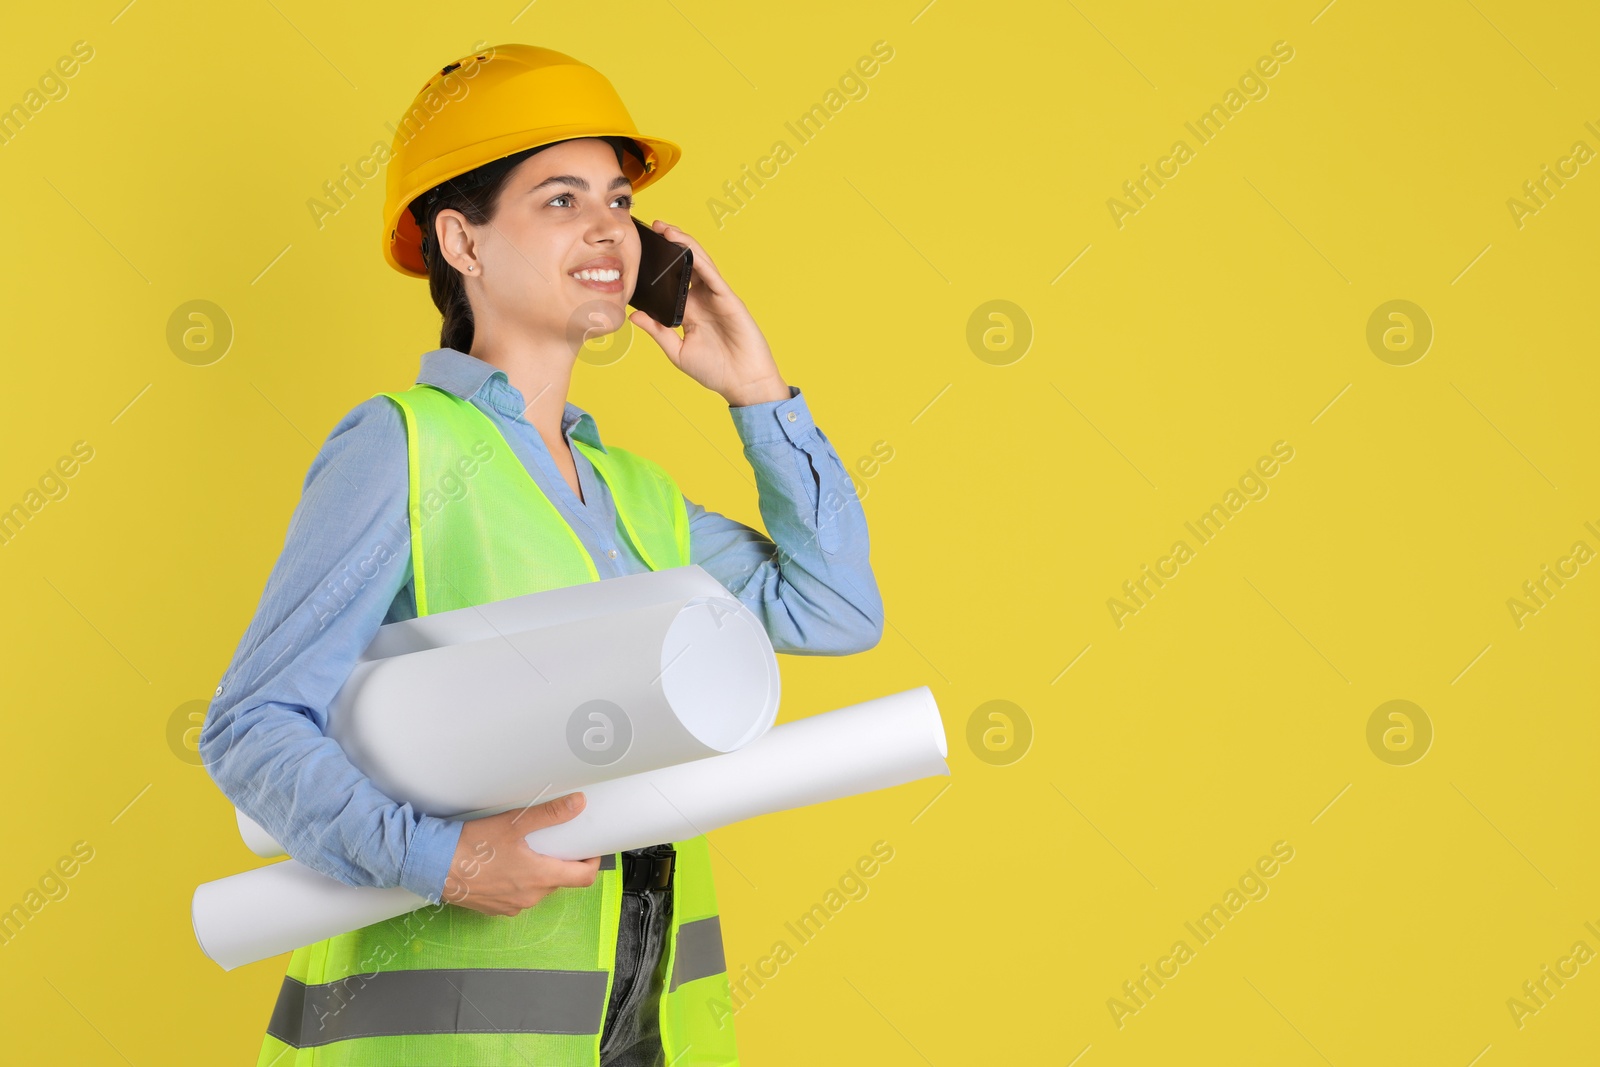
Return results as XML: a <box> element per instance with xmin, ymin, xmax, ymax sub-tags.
<box><xmin>257</xmin><ymin>382</ymin><xmax>740</xmax><ymax>1066</ymax></box>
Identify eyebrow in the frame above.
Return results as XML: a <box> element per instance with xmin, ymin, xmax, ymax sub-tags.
<box><xmin>529</xmin><ymin>174</ymin><xmax>633</xmax><ymax>194</ymax></box>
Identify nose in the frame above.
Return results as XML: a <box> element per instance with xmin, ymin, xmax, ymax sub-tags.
<box><xmin>585</xmin><ymin>199</ymin><xmax>629</xmax><ymax>244</ymax></box>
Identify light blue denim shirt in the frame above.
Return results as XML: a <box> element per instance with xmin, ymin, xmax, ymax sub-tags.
<box><xmin>200</xmin><ymin>347</ymin><xmax>882</xmax><ymax>903</ymax></box>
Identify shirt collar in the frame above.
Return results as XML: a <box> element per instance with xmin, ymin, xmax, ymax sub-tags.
<box><xmin>415</xmin><ymin>347</ymin><xmax>606</xmax><ymax>453</ymax></box>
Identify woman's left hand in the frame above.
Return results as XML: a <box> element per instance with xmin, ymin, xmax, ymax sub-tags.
<box><xmin>628</xmin><ymin>220</ymin><xmax>790</xmax><ymax>407</ymax></box>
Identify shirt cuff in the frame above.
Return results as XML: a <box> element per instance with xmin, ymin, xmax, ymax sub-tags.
<box><xmin>399</xmin><ymin>814</ymin><xmax>464</xmax><ymax>902</ymax></box>
<box><xmin>727</xmin><ymin>385</ymin><xmax>815</xmax><ymax>448</ymax></box>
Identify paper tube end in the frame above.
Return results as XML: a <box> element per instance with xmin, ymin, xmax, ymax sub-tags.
<box><xmin>919</xmin><ymin>687</ymin><xmax>949</xmax><ymax>760</ymax></box>
<box><xmin>191</xmin><ymin>887</ymin><xmax>231</xmax><ymax>972</ymax></box>
<box><xmin>237</xmin><ymin>808</ymin><xmax>286</xmax><ymax>859</ymax></box>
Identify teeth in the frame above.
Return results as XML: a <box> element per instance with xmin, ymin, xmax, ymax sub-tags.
<box><xmin>571</xmin><ymin>269</ymin><xmax>620</xmax><ymax>281</ymax></box>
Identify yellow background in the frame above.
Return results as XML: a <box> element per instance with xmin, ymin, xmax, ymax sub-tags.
<box><xmin>2</xmin><ymin>1</ymin><xmax>1596</xmax><ymax>1063</ymax></box>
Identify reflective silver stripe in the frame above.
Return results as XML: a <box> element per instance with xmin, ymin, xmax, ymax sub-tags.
<box><xmin>267</xmin><ymin>968</ymin><xmax>608</xmax><ymax>1048</ymax></box>
<box><xmin>668</xmin><ymin>916</ymin><xmax>726</xmax><ymax>992</ymax></box>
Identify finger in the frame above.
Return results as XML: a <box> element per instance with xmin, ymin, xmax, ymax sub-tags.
<box><xmin>629</xmin><ymin>309</ymin><xmax>682</xmax><ymax>360</ymax></box>
<box><xmin>517</xmin><ymin>843</ymin><xmax>600</xmax><ymax>881</ymax></box>
<box><xmin>546</xmin><ymin>858</ymin><xmax>602</xmax><ymax>886</ymax></box>
<box><xmin>652</xmin><ymin>220</ymin><xmax>729</xmax><ymax>298</ymax></box>
<box><xmin>511</xmin><ymin>791</ymin><xmax>585</xmax><ymax>829</ymax></box>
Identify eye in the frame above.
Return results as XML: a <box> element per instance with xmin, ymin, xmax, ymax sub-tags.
<box><xmin>612</xmin><ymin>194</ymin><xmax>634</xmax><ymax>209</ymax></box>
<box><xmin>549</xmin><ymin>193</ymin><xmax>574</xmax><ymax>207</ymax></box>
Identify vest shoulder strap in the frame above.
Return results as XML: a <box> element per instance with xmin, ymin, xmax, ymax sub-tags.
<box><xmin>372</xmin><ymin>383</ymin><xmax>598</xmax><ymax>614</ymax></box>
<box><xmin>374</xmin><ymin>382</ymin><xmax>691</xmax><ymax>588</ymax></box>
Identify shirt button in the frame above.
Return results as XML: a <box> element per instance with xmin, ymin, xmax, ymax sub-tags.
<box><xmin>607</xmin><ymin>549</ymin><xmax>618</xmax><ymax>559</ymax></box>
<box><xmin>786</xmin><ymin>411</ymin><xmax>797</xmax><ymax>422</ymax></box>
<box><xmin>215</xmin><ymin>685</ymin><xmax>224</xmax><ymax>696</ymax></box>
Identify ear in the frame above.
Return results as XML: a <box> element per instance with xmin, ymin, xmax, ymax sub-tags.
<box><xmin>435</xmin><ymin>209</ymin><xmax>479</xmax><ymax>276</ymax></box>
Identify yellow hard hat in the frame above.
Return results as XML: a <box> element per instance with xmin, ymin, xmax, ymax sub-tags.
<box><xmin>382</xmin><ymin>43</ymin><xmax>682</xmax><ymax>278</ymax></box>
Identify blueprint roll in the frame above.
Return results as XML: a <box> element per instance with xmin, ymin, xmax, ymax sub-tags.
<box><xmin>193</xmin><ymin>686</ymin><xmax>949</xmax><ymax>971</ymax></box>
<box><xmin>314</xmin><ymin>566</ymin><xmax>780</xmax><ymax>820</ymax></box>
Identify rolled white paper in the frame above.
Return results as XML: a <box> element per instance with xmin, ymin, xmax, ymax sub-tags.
<box><xmin>193</xmin><ymin>686</ymin><xmax>948</xmax><ymax>971</ymax></box>
<box><xmin>360</xmin><ymin>564</ymin><xmax>740</xmax><ymax>661</ymax></box>
<box><xmin>330</xmin><ymin>593</ymin><xmax>777</xmax><ymax>814</ymax></box>
<box><xmin>236</xmin><ymin>809</ymin><xmax>281</xmax><ymax>859</ymax></box>
<box><xmin>233</xmin><ymin>563</ymin><xmax>768</xmax><ymax>844</ymax></box>
<box><xmin>516</xmin><ymin>685</ymin><xmax>948</xmax><ymax>857</ymax></box>
<box><xmin>235</xmin><ymin>565</ymin><xmax>779</xmax><ymax>842</ymax></box>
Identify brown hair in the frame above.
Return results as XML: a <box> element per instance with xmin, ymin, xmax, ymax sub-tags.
<box><xmin>408</xmin><ymin>136</ymin><xmax>641</xmax><ymax>353</ymax></box>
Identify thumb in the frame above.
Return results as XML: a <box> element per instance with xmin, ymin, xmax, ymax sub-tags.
<box><xmin>515</xmin><ymin>791</ymin><xmax>586</xmax><ymax>830</ymax></box>
<box><xmin>629</xmin><ymin>309</ymin><xmax>682</xmax><ymax>360</ymax></box>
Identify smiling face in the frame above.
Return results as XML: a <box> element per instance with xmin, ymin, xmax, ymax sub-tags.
<box><xmin>443</xmin><ymin>137</ymin><xmax>641</xmax><ymax>348</ymax></box>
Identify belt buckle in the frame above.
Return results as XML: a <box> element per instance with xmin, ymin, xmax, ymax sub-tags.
<box><xmin>623</xmin><ymin>848</ymin><xmax>676</xmax><ymax>891</ymax></box>
<box><xmin>650</xmin><ymin>852</ymin><xmax>674</xmax><ymax>890</ymax></box>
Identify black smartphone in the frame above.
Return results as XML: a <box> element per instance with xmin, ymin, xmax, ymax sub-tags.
<box><xmin>629</xmin><ymin>217</ymin><xmax>693</xmax><ymax>328</ymax></box>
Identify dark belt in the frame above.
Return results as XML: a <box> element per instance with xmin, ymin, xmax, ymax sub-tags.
<box><xmin>620</xmin><ymin>846</ymin><xmax>674</xmax><ymax>891</ymax></box>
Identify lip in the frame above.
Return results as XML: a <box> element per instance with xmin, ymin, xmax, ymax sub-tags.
<box><xmin>568</xmin><ymin>256</ymin><xmax>625</xmax><ymax>293</ymax></box>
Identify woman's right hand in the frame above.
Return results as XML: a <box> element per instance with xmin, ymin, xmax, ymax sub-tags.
<box><xmin>443</xmin><ymin>792</ymin><xmax>602</xmax><ymax>916</ymax></box>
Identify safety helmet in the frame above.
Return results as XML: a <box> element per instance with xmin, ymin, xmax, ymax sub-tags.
<box><xmin>382</xmin><ymin>43</ymin><xmax>682</xmax><ymax>278</ymax></box>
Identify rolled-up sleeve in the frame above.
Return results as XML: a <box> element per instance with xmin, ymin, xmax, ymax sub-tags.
<box><xmin>198</xmin><ymin>396</ymin><xmax>462</xmax><ymax>902</ymax></box>
<box><xmin>685</xmin><ymin>385</ymin><xmax>884</xmax><ymax>655</ymax></box>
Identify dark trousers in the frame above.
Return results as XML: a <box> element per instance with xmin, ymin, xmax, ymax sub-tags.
<box><xmin>599</xmin><ymin>847</ymin><xmax>675</xmax><ymax>1067</ymax></box>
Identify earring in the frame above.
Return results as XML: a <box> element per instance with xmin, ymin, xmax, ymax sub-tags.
<box><xmin>467</xmin><ymin>265</ymin><xmax>475</xmax><ymax>271</ymax></box>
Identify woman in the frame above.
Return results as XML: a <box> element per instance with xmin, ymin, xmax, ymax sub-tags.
<box><xmin>200</xmin><ymin>44</ymin><xmax>883</xmax><ymax>1066</ymax></box>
